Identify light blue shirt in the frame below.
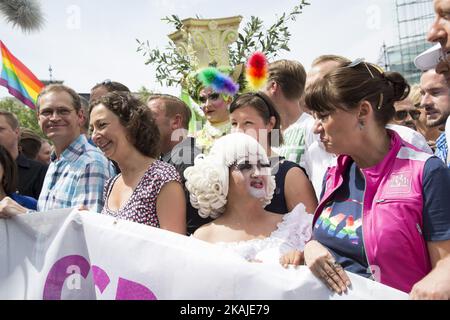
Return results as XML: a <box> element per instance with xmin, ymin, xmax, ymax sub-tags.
<box><xmin>434</xmin><ymin>132</ymin><xmax>448</xmax><ymax>167</ymax></box>
<box><xmin>37</xmin><ymin>135</ymin><xmax>115</xmax><ymax>213</ymax></box>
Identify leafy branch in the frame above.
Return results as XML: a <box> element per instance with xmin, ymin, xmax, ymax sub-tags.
<box><xmin>136</xmin><ymin>40</ymin><xmax>193</xmax><ymax>88</ymax></box>
<box><xmin>136</xmin><ymin>1</ymin><xmax>310</xmax><ymax>89</ymax></box>
<box><xmin>161</xmin><ymin>14</ymin><xmax>184</xmax><ymax>30</ymax></box>
<box><xmin>230</xmin><ymin>0</ymin><xmax>310</xmax><ymax>66</ymax></box>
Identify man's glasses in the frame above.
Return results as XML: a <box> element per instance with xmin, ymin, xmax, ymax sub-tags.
<box><xmin>198</xmin><ymin>92</ymin><xmax>220</xmax><ymax>104</ymax></box>
<box><xmin>39</xmin><ymin>107</ymin><xmax>75</xmax><ymax>118</ymax></box>
<box><xmin>394</xmin><ymin>110</ymin><xmax>421</xmax><ymax>121</ymax></box>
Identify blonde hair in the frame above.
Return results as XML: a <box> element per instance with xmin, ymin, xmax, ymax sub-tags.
<box><xmin>409</xmin><ymin>84</ymin><xmax>421</xmax><ymax>107</ymax></box>
<box><xmin>268</xmin><ymin>59</ymin><xmax>307</xmax><ymax>100</ymax></box>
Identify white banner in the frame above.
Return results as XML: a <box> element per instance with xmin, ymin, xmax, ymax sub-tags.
<box><xmin>0</xmin><ymin>209</ymin><xmax>407</xmax><ymax>300</ymax></box>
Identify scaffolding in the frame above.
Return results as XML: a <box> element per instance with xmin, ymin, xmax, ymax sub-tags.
<box><xmin>380</xmin><ymin>0</ymin><xmax>434</xmax><ymax>84</ymax></box>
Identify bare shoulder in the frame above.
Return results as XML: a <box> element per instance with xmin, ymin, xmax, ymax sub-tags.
<box><xmin>157</xmin><ymin>181</ymin><xmax>185</xmax><ymax>204</ymax></box>
<box><xmin>285</xmin><ymin>166</ymin><xmax>308</xmax><ymax>182</ymax></box>
<box><xmin>192</xmin><ymin>221</ymin><xmax>216</xmax><ymax>242</ymax></box>
<box><xmin>159</xmin><ymin>180</ymin><xmax>184</xmax><ymax>193</ymax></box>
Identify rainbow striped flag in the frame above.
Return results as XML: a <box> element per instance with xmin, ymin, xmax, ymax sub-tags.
<box><xmin>0</xmin><ymin>41</ymin><xmax>44</xmax><ymax>110</ymax></box>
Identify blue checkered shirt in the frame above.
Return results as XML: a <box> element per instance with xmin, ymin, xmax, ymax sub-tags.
<box><xmin>435</xmin><ymin>132</ymin><xmax>448</xmax><ymax>166</ymax></box>
<box><xmin>37</xmin><ymin>135</ymin><xmax>116</xmax><ymax>213</ymax></box>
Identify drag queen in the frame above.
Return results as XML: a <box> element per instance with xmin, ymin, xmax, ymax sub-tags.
<box><xmin>184</xmin><ymin>133</ymin><xmax>312</xmax><ymax>264</ymax></box>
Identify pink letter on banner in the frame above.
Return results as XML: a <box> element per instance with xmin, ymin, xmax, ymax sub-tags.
<box><xmin>115</xmin><ymin>278</ymin><xmax>157</xmax><ymax>300</ymax></box>
<box><xmin>43</xmin><ymin>255</ymin><xmax>91</xmax><ymax>300</ymax></box>
<box><xmin>91</xmin><ymin>265</ymin><xmax>110</xmax><ymax>294</ymax></box>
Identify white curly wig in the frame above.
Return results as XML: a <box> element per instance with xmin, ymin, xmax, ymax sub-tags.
<box><xmin>184</xmin><ymin>133</ymin><xmax>276</xmax><ymax>219</ymax></box>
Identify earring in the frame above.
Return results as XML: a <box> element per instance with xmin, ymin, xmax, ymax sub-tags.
<box><xmin>359</xmin><ymin>121</ymin><xmax>365</xmax><ymax>130</ymax></box>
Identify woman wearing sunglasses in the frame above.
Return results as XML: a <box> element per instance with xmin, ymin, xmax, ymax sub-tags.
<box><xmin>295</xmin><ymin>60</ymin><xmax>450</xmax><ymax>299</ymax></box>
<box><xmin>184</xmin><ymin>133</ymin><xmax>313</xmax><ymax>264</ymax></box>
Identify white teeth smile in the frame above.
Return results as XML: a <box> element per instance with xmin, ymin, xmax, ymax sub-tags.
<box><xmin>98</xmin><ymin>142</ymin><xmax>111</xmax><ymax>149</ymax></box>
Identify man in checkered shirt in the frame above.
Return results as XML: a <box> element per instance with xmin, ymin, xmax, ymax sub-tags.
<box><xmin>0</xmin><ymin>84</ymin><xmax>115</xmax><ymax>217</ymax></box>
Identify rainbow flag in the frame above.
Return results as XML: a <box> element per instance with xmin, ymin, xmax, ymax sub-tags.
<box><xmin>0</xmin><ymin>41</ymin><xmax>44</xmax><ymax>110</ymax></box>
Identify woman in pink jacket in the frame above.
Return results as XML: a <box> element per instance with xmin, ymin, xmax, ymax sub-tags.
<box><xmin>294</xmin><ymin>59</ymin><xmax>450</xmax><ymax>299</ymax></box>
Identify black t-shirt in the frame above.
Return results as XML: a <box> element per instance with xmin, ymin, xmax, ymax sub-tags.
<box><xmin>266</xmin><ymin>157</ymin><xmax>307</xmax><ymax>214</ymax></box>
<box><xmin>16</xmin><ymin>153</ymin><xmax>48</xmax><ymax>200</ymax></box>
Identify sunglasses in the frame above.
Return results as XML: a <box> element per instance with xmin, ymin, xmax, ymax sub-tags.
<box><xmin>198</xmin><ymin>92</ymin><xmax>220</xmax><ymax>104</ymax></box>
<box><xmin>347</xmin><ymin>58</ymin><xmax>376</xmax><ymax>78</ymax></box>
<box><xmin>394</xmin><ymin>110</ymin><xmax>421</xmax><ymax>121</ymax></box>
<box><xmin>347</xmin><ymin>58</ymin><xmax>384</xmax><ymax>110</ymax></box>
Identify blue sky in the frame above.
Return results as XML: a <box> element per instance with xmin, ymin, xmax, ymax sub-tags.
<box><xmin>1</xmin><ymin>0</ymin><xmax>403</xmax><ymax>98</ymax></box>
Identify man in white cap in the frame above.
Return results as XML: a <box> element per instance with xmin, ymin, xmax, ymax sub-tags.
<box><xmin>415</xmin><ymin>43</ymin><xmax>443</xmax><ymax>73</ymax></box>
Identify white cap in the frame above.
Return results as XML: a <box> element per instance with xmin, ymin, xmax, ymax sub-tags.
<box><xmin>414</xmin><ymin>43</ymin><xmax>442</xmax><ymax>71</ymax></box>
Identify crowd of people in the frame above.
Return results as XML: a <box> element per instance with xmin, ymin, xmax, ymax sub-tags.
<box><xmin>1</xmin><ymin>0</ymin><xmax>450</xmax><ymax>300</ymax></box>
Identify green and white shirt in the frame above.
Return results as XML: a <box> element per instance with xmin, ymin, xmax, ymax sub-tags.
<box><xmin>278</xmin><ymin>113</ymin><xmax>316</xmax><ymax>167</ymax></box>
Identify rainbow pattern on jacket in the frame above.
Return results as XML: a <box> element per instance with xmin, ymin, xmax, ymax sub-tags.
<box><xmin>315</xmin><ymin>207</ymin><xmax>362</xmax><ymax>245</ymax></box>
<box><xmin>0</xmin><ymin>41</ymin><xmax>44</xmax><ymax>110</ymax></box>
<box><xmin>197</xmin><ymin>67</ymin><xmax>239</xmax><ymax>96</ymax></box>
<box><xmin>245</xmin><ymin>52</ymin><xmax>268</xmax><ymax>91</ymax></box>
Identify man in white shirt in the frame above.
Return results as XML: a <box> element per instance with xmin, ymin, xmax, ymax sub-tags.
<box><xmin>263</xmin><ymin>59</ymin><xmax>315</xmax><ymax>167</ymax></box>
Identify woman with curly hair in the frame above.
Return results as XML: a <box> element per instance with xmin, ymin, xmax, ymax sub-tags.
<box><xmin>89</xmin><ymin>92</ymin><xmax>186</xmax><ymax>234</ymax></box>
<box><xmin>184</xmin><ymin>132</ymin><xmax>312</xmax><ymax>264</ymax></box>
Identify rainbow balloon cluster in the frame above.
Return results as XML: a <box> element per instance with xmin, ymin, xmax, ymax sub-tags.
<box><xmin>197</xmin><ymin>67</ymin><xmax>239</xmax><ymax>96</ymax></box>
<box><xmin>245</xmin><ymin>52</ymin><xmax>268</xmax><ymax>91</ymax></box>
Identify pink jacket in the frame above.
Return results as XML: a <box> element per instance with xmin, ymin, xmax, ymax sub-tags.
<box><xmin>313</xmin><ymin>130</ymin><xmax>433</xmax><ymax>293</ymax></box>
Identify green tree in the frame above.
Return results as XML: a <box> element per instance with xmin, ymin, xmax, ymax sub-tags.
<box><xmin>0</xmin><ymin>97</ymin><xmax>44</xmax><ymax>138</ymax></box>
<box><xmin>136</xmin><ymin>1</ymin><xmax>310</xmax><ymax>90</ymax></box>
<box><xmin>137</xmin><ymin>86</ymin><xmax>153</xmax><ymax>103</ymax></box>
